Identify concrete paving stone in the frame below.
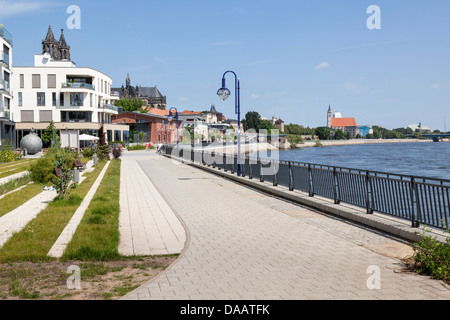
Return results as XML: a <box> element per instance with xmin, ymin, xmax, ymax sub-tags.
<box><xmin>119</xmin><ymin>151</ymin><xmax>450</xmax><ymax>300</ymax></box>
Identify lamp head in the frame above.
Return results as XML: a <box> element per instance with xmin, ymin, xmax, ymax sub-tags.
<box><xmin>217</xmin><ymin>87</ymin><xmax>231</xmax><ymax>101</ymax></box>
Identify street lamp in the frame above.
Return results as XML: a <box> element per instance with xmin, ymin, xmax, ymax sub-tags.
<box><xmin>161</xmin><ymin>121</ymin><xmax>167</xmax><ymax>146</ymax></box>
<box><xmin>217</xmin><ymin>71</ymin><xmax>241</xmax><ymax>176</ymax></box>
<box><xmin>168</xmin><ymin>107</ymin><xmax>179</xmax><ymax>155</ymax></box>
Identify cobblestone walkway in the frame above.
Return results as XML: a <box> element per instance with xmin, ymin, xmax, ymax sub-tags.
<box><xmin>122</xmin><ymin>153</ymin><xmax>450</xmax><ymax>300</ymax></box>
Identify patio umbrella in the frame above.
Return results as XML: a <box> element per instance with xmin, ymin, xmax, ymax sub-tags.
<box><xmin>79</xmin><ymin>134</ymin><xmax>99</xmax><ymax>141</ymax></box>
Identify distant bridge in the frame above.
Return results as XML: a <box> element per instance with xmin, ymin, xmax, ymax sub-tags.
<box><xmin>405</xmin><ymin>134</ymin><xmax>450</xmax><ymax>141</ymax></box>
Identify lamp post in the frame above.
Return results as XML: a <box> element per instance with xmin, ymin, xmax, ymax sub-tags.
<box><xmin>161</xmin><ymin>121</ymin><xmax>167</xmax><ymax>146</ymax></box>
<box><xmin>168</xmin><ymin>107</ymin><xmax>179</xmax><ymax>155</ymax></box>
<box><xmin>217</xmin><ymin>71</ymin><xmax>241</xmax><ymax>176</ymax></box>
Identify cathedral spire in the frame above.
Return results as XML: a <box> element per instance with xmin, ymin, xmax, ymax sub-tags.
<box><xmin>126</xmin><ymin>72</ymin><xmax>131</xmax><ymax>87</ymax></box>
<box><xmin>44</xmin><ymin>25</ymin><xmax>56</xmax><ymax>43</ymax></box>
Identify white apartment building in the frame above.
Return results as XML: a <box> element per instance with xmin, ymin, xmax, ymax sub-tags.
<box><xmin>10</xmin><ymin>26</ymin><xmax>128</xmax><ymax>148</ymax></box>
<box><xmin>0</xmin><ymin>24</ymin><xmax>15</xmax><ymax>147</ymax></box>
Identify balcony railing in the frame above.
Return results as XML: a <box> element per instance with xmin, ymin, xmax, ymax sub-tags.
<box><xmin>0</xmin><ymin>52</ymin><xmax>9</xmax><ymax>67</ymax></box>
<box><xmin>102</xmin><ymin>104</ymin><xmax>119</xmax><ymax>112</ymax></box>
<box><xmin>62</xmin><ymin>82</ymin><xmax>95</xmax><ymax>90</ymax></box>
<box><xmin>0</xmin><ymin>79</ymin><xmax>10</xmax><ymax>93</ymax></box>
<box><xmin>0</xmin><ymin>25</ymin><xmax>13</xmax><ymax>46</ymax></box>
<box><xmin>0</xmin><ymin>110</ymin><xmax>10</xmax><ymax>119</ymax></box>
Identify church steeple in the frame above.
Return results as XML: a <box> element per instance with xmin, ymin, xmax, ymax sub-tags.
<box><xmin>126</xmin><ymin>72</ymin><xmax>131</xmax><ymax>87</ymax></box>
<box><xmin>42</xmin><ymin>25</ymin><xmax>71</xmax><ymax>61</ymax></box>
<box><xmin>58</xmin><ymin>29</ymin><xmax>70</xmax><ymax>60</ymax></box>
<box><xmin>327</xmin><ymin>105</ymin><xmax>332</xmax><ymax>128</ymax></box>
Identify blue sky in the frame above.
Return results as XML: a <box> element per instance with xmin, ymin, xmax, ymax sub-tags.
<box><xmin>1</xmin><ymin>0</ymin><xmax>449</xmax><ymax>131</ymax></box>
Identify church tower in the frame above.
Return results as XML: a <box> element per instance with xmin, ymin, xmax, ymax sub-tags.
<box><xmin>58</xmin><ymin>29</ymin><xmax>70</xmax><ymax>61</ymax></box>
<box><xmin>327</xmin><ymin>105</ymin><xmax>332</xmax><ymax>128</ymax></box>
<box><xmin>42</xmin><ymin>25</ymin><xmax>59</xmax><ymax>60</ymax></box>
<box><xmin>42</xmin><ymin>26</ymin><xmax>71</xmax><ymax>61</ymax></box>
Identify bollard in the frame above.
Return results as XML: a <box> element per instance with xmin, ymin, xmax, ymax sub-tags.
<box><xmin>73</xmin><ymin>168</ymin><xmax>80</xmax><ymax>183</ymax></box>
<box><xmin>93</xmin><ymin>154</ymin><xmax>98</xmax><ymax>166</ymax></box>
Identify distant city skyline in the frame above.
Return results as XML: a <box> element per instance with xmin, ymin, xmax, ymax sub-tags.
<box><xmin>1</xmin><ymin>0</ymin><xmax>449</xmax><ymax>131</ymax></box>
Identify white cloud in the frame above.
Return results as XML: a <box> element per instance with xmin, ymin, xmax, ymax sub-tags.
<box><xmin>0</xmin><ymin>0</ymin><xmax>60</xmax><ymax>18</ymax></box>
<box><xmin>178</xmin><ymin>97</ymin><xmax>188</xmax><ymax>102</ymax></box>
<box><xmin>250</xmin><ymin>94</ymin><xmax>261</xmax><ymax>99</ymax></box>
<box><xmin>431</xmin><ymin>84</ymin><xmax>441</xmax><ymax>89</ymax></box>
<box><xmin>332</xmin><ymin>39</ymin><xmax>409</xmax><ymax>52</ymax></box>
<box><xmin>315</xmin><ymin>62</ymin><xmax>330</xmax><ymax>70</ymax></box>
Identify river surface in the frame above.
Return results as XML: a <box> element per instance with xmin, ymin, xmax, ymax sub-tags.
<box><xmin>254</xmin><ymin>142</ymin><xmax>450</xmax><ymax>181</ymax></box>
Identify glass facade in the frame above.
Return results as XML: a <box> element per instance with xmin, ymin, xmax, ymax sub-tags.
<box><xmin>60</xmin><ymin>111</ymin><xmax>92</xmax><ymax>123</ymax></box>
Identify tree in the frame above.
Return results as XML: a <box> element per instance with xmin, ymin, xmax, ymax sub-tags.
<box><xmin>285</xmin><ymin>124</ymin><xmax>314</xmax><ymax>136</ymax></box>
<box><xmin>242</xmin><ymin>111</ymin><xmax>261</xmax><ymax>132</ymax></box>
<box><xmin>315</xmin><ymin>127</ymin><xmax>331</xmax><ymax>140</ymax></box>
<box><xmin>259</xmin><ymin>119</ymin><xmax>276</xmax><ymax>134</ymax></box>
<box><xmin>115</xmin><ymin>98</ymin><xmax>144</xmax><ymax>112</ymax></box>
<box><xmin>334</xmin><ymin>129</ymin><xmax>345</xmax><ymax>140</ymax></box>
<box><xmin>42</xmin><ymin>121</ymin><xmax>58</xmax><ymax>147</ymax></box>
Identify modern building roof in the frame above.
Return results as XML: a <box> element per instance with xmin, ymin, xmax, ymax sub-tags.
<box><xmin>331</xmin><ymin>117</ymin><xmax>357</xmax><ymax>127</ymax></box>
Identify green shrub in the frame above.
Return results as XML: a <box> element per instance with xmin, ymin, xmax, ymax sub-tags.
<box><xmin>127</xmin><ymin>144</ymin><xmax>146</xmax><ymax>151</ymax></box>
<box><xmin>410</xmin><ymin>227</ymin><xmax>449</xmax><ymax>284</ymax></box>
<box><xmin>29</xmin><ymin>147</ymin><xmax>77</xmax><ymax>184</ymax></box>
<box><xmin>83</xmin><ymin>147</ymin><xmax>93</xmax><ymax>158</ymax></box>
<box><xmin>287</xmin><ymin>134</ymin><xmax>304</xmax><ymax>147</ymax></box>
<box><xmin>0</xmin><ymin>140</ymin><xmax>15</xmax><ymax>163</ymax></box>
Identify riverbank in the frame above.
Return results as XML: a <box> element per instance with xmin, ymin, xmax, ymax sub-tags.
<box><xmin>292</xmin><ymin>138</ymin><xmax>441</xmax><ymax>149</ymax></box>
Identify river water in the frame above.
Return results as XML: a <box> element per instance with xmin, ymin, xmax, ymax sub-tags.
<box><xmin>261</xmin><ymin>142</ymin><xmax>450</xmax><ymax>181</ymax></box>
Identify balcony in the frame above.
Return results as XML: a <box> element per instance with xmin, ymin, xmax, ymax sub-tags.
<box><xmin>0</xmin><ymin>79</ymin><xmax>10</xmax><ymax>94</ymax></box>
<box><xmin>0</xmin><ymin>52</ymin><xmax>9</xmax><ymax>68</ymax></box>
<box><xmin>0</xmin><ymin>110</ymin><xmax>10</xmax><ymax>120</ymax></box>
<box><xmin>62</xmin><ymin>82</ymin><xmax>95</xmax><ymax>90</ymax></box>
<box><xmin>0</xmin><ymin>25</ymin><xmax>13</xmax><ymax>46</ymax></box>
<box><xmin>111</xmin><ymin>91</ymin><xmax>120</xmax><ymax>97</ymax></box>
<box><xmin>102</xmin><ymin>104</ymin><xmax>119</xmax><ymax>112</ymax></box>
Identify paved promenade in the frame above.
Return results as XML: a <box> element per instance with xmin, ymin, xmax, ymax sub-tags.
<box><xmin>122</xmin><ymin>150</ymin><xmax>450</xmax><ymax>300</ymax></box>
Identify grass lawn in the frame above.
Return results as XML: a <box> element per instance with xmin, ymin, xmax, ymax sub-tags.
<box><xmin>0</xmin><ymin>157</ymin><xmax>180</xmax><ymax>300</ymax></box>
<box><xmin>62</xmin><ymin>159</ymin><xmax>121</xmax><ymax>261</ymax></box>
<box><xmin>0</xmin><ymin>161</ymin><xmax>35</xmax><ymax>180</ymax></box>
<box><xmin>0</xmin><ymin>161</ymin><xmax>107</xmax><ymax>263</ymax></box>
<box><xmin>0</xmin><ymin>183</ymin><xmax>45</xmax><ymax>218</ymax></box>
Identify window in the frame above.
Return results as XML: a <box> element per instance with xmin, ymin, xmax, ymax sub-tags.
<box><xmin>60</xmin><ymin>111</ymin><xmax>92</xmax><ymax>123</ymax></box>
<box><xmin>60</xmin><ymin>93</ymin><xmax>64</xmax><ymax>106</ymax></box>
<box><xmin>20</xmin><ymin>74</ymin><xmax>24</xmax><ymax>88</ymax></box>
<box><xmin>47</xmin><ymin>74</ymin><xmax>56</xmax><ymax>88</ymax></box>
<box><xmin>18</xmin><ymin>92</ymin><xmax>23</xmax><ymax>107</ymax></box>
<box><xmin>52</xmin><ymin>92</ymin><xmax>57</xmax><ymax>106</ymax></box>
<box><xmin>32</xmin><ymin>74</ymin><xmax>41</xmax><ymax>88</ymax></box>
<box><xmin>90</xmin><ymin>93</ymin><xmax>93</xmax><ymax>107</ymax></box>
<box><xmin>70</xmin><ymin>93</ymin><xmax>83</xmax><ymax>106</ymax></box>
<box><xmin>37</xmin><ymin>92</ymin><xmax>45</xmax><ymax>106</ymax></box>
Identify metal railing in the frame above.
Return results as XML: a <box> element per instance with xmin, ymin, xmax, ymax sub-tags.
<box><xmin>0</xmin><ymin>51</ymin><xmax>9</xmax><ymax>67</ymax></box>
<box><xmin>165</xmin><ymin>145</ymin><xmax>450</xmax><ymax>231</ymax></box>
<box><xmin>62</xmin><ymin>82</ymin><xmax>95</xmax><ymax>90</ymax></box>
<box><xmin>0</xmin><ymin>79</ymin><xmax>10</xmax><ymax>93</ymax></box>
<box><xmin>0</xmin><ymin>25</ymin><xmax>13</xmax><ymax>46</ymax></box>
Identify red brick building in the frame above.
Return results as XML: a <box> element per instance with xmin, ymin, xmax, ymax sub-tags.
<box><xmin>112</xmin><ymin>111</ymin><xmax>181</xmax><ymax>144</ymax></box>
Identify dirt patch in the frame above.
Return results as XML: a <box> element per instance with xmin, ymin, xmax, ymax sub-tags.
<box><xmin>0</xmin><ymin>255</ymin><xmax>178</xmax><ymax>300</ymax></box>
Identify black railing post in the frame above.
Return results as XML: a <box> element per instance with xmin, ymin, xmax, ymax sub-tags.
<box><xmin>366</xmin><ymin>171</ymin><xmax>374</xmax><ymax>214</ymax></box>
<box><xmin>333</xmin><ymin>167</ymin><xmax>340</xmax><ymax>204</ymax></box>
<box><xmin>273</xmin><ymin>161</ymin><xmax>278</xmax><ymax>186</ymax></box>
<box><xmin>289</xmin><ymin>162</ymin><xmax>294</xmax><ymax>191</ymax></box>
<box><xmin>242</xmin><ymin>156</ymin><xmax>246</xmax><ymax>177</ymax></box>
<box><xmin>308</xmin><ymin>164</ymin><xmax>314</xmax><ymax>197</ymax></box>
<box><xmin>249</xmin><ymin>158</ymin><xmax>253</xmax><ymax>179</ymax></box>
<box><xmin>410</xmin><ymin>177</ymin><xmax>420</xmax><ymax>228</ymax></box>
<box><xmin>260</xmin><ymin>161</ymin><xmax>264</xmax><ymax>182</ymax></box>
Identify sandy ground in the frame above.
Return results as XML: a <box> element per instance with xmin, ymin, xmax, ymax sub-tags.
<box><xmin>0</xmin><ymin>255</ymin><xmax>178</xmax><ymax>300</ymax></box>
